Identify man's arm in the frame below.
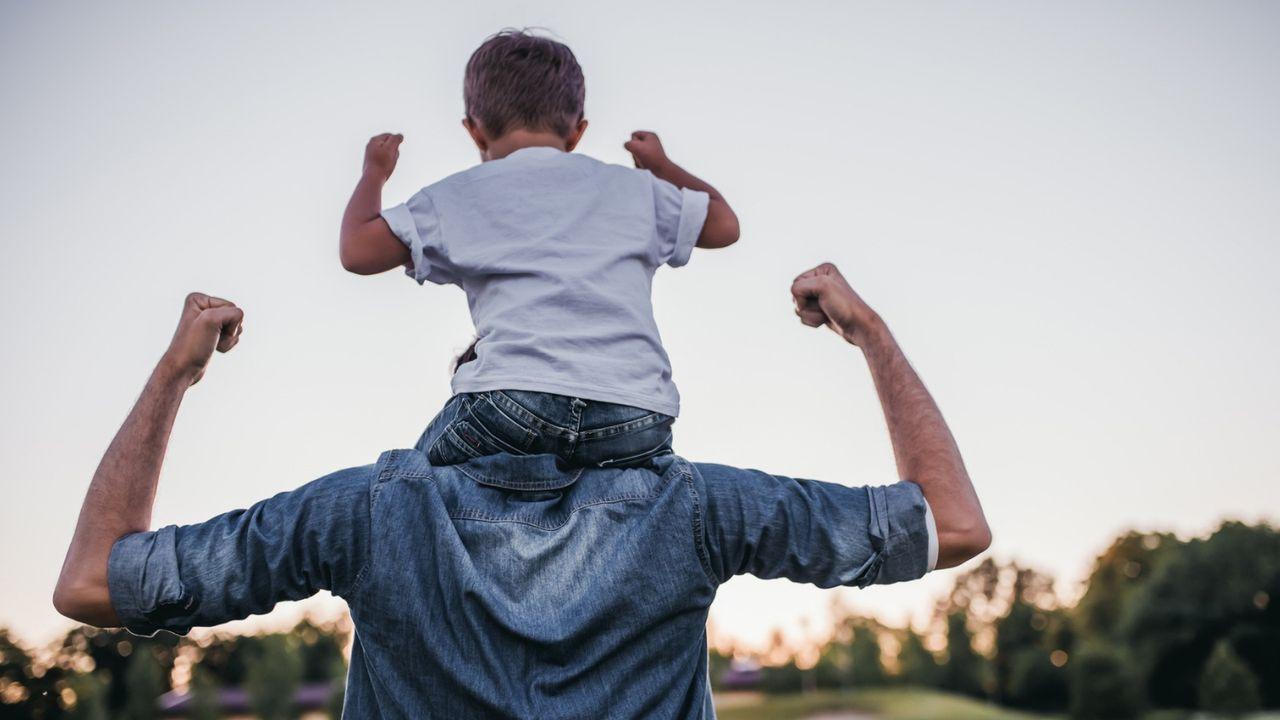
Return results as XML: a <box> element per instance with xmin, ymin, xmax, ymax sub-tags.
<box><xmin>339</xmin><ymin>133</ymin><xmax>411</xmax><ymax>275</ymax></box>
<box><xmin>791</xmin><ymin>263</ymin><xmax>991</xmax><ymax>569</ymax></box>
<box><xmin>625</xmin><ymin>131</ymin><xmax>740</xmax><ymax>249</ymax></box>
<box><xmin>53</xmin><ymin>294</ymin><xmax>244</xmax><ymax>625</ymax></box>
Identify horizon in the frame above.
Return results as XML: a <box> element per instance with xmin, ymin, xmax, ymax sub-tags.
<box><xmin>2</xmin><ymin>1</ymin><xmax>1278</xmax><ymax>653</ymax></box>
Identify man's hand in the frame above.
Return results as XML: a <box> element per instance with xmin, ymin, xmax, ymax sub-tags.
<box><xmin>161</xmin><ymin>293</ymin><xmax>244</xmax><ymax>386</ymax></box>
<box><xmin>624</xmin><ymin>131</ymin><xmax>670</xmax><ymax>172</ymax></box>
<box><xmin>790</xmin><ymin>263</ymin><xmax>883</xmax><ymax>347</ymax></box>
<box><xmin>363</xmin><ymin>133</ymin><xmax>404</xmax><ymax>182</ymax></box>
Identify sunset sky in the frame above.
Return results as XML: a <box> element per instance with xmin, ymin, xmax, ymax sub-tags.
<box><xmin>2</xmin><ymin>1</ymin><xmax>1277</xmax><ymax>652</ymax></box>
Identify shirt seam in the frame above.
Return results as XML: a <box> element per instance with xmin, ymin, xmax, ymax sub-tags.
<box><xmin>681</xmin><ymin>461</ymin><xmax>719</xmax><ymax>587</ymax></box>
<box><xmin>346</xmin><ymin>452</ymin><xmax>406</xmax><ymax>599</ymax></box>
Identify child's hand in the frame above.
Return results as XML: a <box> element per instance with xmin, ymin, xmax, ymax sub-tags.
<box><xmin>363</xmin><ymin>133</ymin><xmax>404</xmax><ymax>181</ymax></box>
<box><xmin>624</xmin><ymin>131</ymin><xmax>670</xmax><ymax>172</ymax></box>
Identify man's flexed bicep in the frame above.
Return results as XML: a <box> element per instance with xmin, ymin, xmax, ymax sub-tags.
<box><xmin>694</xmin><ymin>463</ymin><xmax>932</xmax><ymax>589</ymax></box>
<box><xmin>108</xmin><ymin>465</ymin><xmax>375</xmax><ymax>636</ymax></box>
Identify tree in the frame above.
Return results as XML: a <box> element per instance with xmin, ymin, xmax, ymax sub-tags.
<box><xmin>53</xmin><ymin>628</ymin><xmax>175</xmax><ymax>718</ymax></box>
<box><xmin>1069</xmin><ymin>644</ymin><xmax>1142</xmax><ymax>720</ymax></box>
<box><xmin>1005</xmin><ymin>648</ymin><xmax>1068</xmax><ymax>712</ymax></box>
<box><xmin>1075</xmin><ymin>531</ymin><xmax>1176</xmax><ymax>640</ymax></box>
<box><xmin>1198</xmin><ymin>639</ymin><xmax>1261</xmax><ymax>716</ymax></box>
<box><xmin>122</xmin><ymin>648</ymin><xmax>165</xmax><ymax>720</ymax></box>
<box><xmin>939</xmin><ymin>612</ymin><xmax>985</xmax><ymax>698</ymax></box>
<box><xmin>896</xmin><ymin>629</ymin><xmax>940</xmax><ymax>687</ymax></box>
<box><xmin>1119</xmin><ymin>521</ymin><xmax>1280</xmax><ymax>707</ymax></box>
<box><xmin>67</xmin><ymin>673</ymin><xmax>108</xmax><ymax>720</ymax></box>
<box><xmin>246</xmin><ymin>635</ymin><xmax>302</xmax><ymax>720</ymax></box>
<box><xmin>847</xmin><ymin>622</ymin><xmax>884</xmax><ymax>686</ymax></box>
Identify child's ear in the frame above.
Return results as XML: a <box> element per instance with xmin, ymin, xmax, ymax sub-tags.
<box><xmin>564</xmin><ymin>118</ymin><xmax>589</xmax><ymax>152</ymax></box>
<box><xmin>462</xmin><ymin>117</ymin><xmax>490</xmax><ymax>159</ymax></box>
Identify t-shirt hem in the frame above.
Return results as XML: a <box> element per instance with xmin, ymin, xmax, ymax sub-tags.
<box><xmin>450</xmin><ymin>376</ymin><xmax>680</xmax><ymax>418</ymax></box>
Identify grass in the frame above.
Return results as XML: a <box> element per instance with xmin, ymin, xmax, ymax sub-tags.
<box><xmin>714</xmin><ymin>687</ymin><xmax>1058</xmax><ymax>720</ymax></box>
<box><xmin>714</xmin><ymin>689</ymin><xmax>1280</xmax><ymax>720</ymax></box>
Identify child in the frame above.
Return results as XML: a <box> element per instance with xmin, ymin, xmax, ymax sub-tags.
<box><xmin>339</xmin><ymin>29</ymin><xmax>739</xmax><ymax>468</ymax></box>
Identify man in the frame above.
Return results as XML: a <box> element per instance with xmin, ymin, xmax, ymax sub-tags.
<box><xmin>54</xmin><ymin>263</ymin><xmax>990</xmax><ymax>718</ymax></box>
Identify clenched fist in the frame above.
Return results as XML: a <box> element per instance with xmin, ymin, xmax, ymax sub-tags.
<box><xmin>364</xmin><ymin>133</ymin><xmax>404</xmax><ymax>181</ymax></box>
<box><xmin>624</xmin><ymin>131</ymin><xmax>670</xmax><ymax>172</ymax></box>
<box><xmin>790</xmin><ymin>263</ymin><xmax>884</xmax><ymax>348</ymax></box>
<box><xmin>161</xmin><ymin>293</ymin><xmax>244</xmax><ymax>386</ymax></box>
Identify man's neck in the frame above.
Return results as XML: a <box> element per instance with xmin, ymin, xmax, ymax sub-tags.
<box><xmin>486</xmin><ymin>129</ymin><xmax>570</xmax><ymax>160</ymax></box>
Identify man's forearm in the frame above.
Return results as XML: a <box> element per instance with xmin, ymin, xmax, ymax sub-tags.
<box><xmin>860</xmin><ymin>323</ymin><xmax>990</xmax><ymax>569</ymax></box>
<box><xmin>53</xmin><ymin>361</ymin><xmax>188</xmax><ymax>625</ymax></box>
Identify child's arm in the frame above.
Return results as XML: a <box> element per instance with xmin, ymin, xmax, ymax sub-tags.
<box><xmin>625</xmin><ymin>131</ymin><xmax>740</xmax><ymax>249</ymax></box>
<box><xmin>339</xmin><ymin>133</ymin><xmax>411</xmax><ymax>275</ymax></box>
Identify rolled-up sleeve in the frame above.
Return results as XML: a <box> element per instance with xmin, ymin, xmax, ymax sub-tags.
<box><xmin>382</xmin><ymin>190</ymin><xmax>458</xmax><ymax>286</ymax></box>
<box><xmin>106</xmin><ymin>462</ymin><xmax>378</xmax><ymax>637</ymax></box>
<box><xmin>694</xmin><ymin>463</ymin><xmax>932</xmax><ymax>588</ymax></box>
<box><xmin>650</xmin><ymin>174</ymin><xmax>709</xmax><ymax>268</ymax></box>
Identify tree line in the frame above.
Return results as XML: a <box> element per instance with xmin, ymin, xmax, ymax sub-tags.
<box><xmin>711</xmin><ymin>520</ymin><xmax>1278</xmax><ymax>718</ymax></box>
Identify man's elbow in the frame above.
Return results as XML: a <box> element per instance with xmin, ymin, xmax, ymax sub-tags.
<box><xmin>52</xmin><ymin>576</ymin><xmax>117</xmax><ymax>627</ymax></box>
<box><xmin>52</xmin><ymin>583</ymin><xmax>93</xmax><ymax>624</ymax></box>
<box><xmin>937</xmin><ymin>519</ymin><xmax>993</xmax><ymax>569</ymax></box>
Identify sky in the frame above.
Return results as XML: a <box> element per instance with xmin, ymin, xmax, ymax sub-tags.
<box><xmin>2</xmin><ymin>1</ymin><xmax>1278</xmax><ymax>652</ymax></box>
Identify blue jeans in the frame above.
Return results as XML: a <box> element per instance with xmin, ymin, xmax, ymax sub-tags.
<box><xmin>416</xmin><ymin>390</ymin><xmax>675</xmax><ymax>468</ymax></box>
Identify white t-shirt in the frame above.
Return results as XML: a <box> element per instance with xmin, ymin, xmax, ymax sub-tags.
<box><xmin>382</xmin><ymin>146</ymin><xmax>709</xmax><ymax>417</ymax></box>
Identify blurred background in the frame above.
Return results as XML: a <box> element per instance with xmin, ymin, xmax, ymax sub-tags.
<box><xmin>2</xmin><ymin>1</ymin><xmax>1277</xmax><ymax>718</ymax></box>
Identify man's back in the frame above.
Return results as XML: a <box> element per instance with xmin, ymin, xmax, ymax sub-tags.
<box><xmin>350</xmin><ymin>451</ymin><xmax>716</xmax><ymax>718</ymax></box>
<box><xmin>107</xmin><ymin>449</ymin><xmax>931</xmax><ymax>719</ymax></box>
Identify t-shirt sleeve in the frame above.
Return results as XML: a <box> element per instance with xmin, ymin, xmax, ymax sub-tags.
<box><xmin>694</xmin><ymin>462</ymin><xmax>933</xmax><ymax>588</ymax></box>
<box><xmin>381</xmin><ymin>190</ymin><xmax>459</xmax><ymax>286</ymax></box>
<box><xmin>649</xmin><ymin>173</ymin><xmax>710</xmax><ymax>268</ymax></box>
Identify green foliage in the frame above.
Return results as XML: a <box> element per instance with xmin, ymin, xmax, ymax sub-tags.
<box><xmin>245</xmin><ymin>634</ymin><xmax>302</xmax><ymax>720</ymax></box>
<box><xmin>1075</xmin><ymin>531</ymin><xmax>1176</xmax><ymax>640</ymax></box>
<box><xmin>848</xmin><ymin>622</ymin><xmax>885</xmax><ymax>686</ymax></box>
<box><xmin>1118</xmin><ymin>521</ymin><xmax>1280</xmax><ymax>707</ymax></box>
<box><xmin>122</xmin><ymin>648</ymin><xmax>165</xmax><ymax>720</ymax></box>
<box><xmin>759</xmin><ymin>658</ymin><xmax>804</xmax><ymax>695</ymax></box>
<box><xmin>1004</xmin><ymin>648</ymin><xmax>1067</xmax><ymax>712</ymax></box>
<box><xmin>896</xmin><ymin>629</ymin><xmax>940</xmax><ymax>687</ymax></box>
<box><xmin>1198</xmin><ymin>639</ymin><xmax>1261</xmax><ymax>716</ymax></box>
<box><xmin>55</xmin><ymin>628</ymin><xmax>175</xmax><ymax>717</ymax></box>
<box><xmin>940</xmin><ymin>612</ymin><xmax>985</xmax><ymax>698</ymax></box>
<box><xmin>67</xmin><ymin>673</ymin><xmax>108</xmax><ymax>720</ymax></box>
<box><xmin>1068</xmin><ymin>644</ymin><xmax>1142</xmax><ymax>720</ymax></box>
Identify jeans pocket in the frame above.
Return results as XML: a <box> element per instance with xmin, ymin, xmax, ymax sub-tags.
<box><xmin>427</xmin><ymin>396</ymin><xmax>538</xmax><ymax>466</ymax></box>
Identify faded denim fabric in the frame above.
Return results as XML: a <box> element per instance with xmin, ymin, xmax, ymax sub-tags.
<box><xmin>420</xmin><ymin>390</ymin><xmax>674</xmax><ymax>469</ymax></box>
<box><xmin>108</xmin><ymin>452</ymin><xmax>932</xmax><ymax>719</ymax></box>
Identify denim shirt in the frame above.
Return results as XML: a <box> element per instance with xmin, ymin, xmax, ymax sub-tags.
<box><xmin>108</xmin><ymin>451</ymin><xmax>932</xmax><ymax>719</ymax></box>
